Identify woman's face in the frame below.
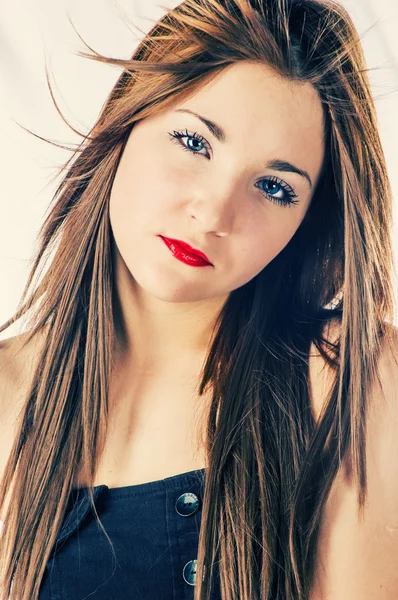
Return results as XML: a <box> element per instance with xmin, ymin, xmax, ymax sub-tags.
<box><xmin>109</xmin><ymin>61</ymin><xmax>325</xmax><ymax>306</ymax></box>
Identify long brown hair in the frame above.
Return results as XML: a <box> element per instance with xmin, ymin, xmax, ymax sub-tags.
<box><xmin>0</xmin><ymin>0</ymin><xmax>396</xmax><ymax>598</ymax></box>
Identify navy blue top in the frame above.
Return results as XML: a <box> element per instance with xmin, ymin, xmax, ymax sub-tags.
<box><xmin>38</xmin><ymin>467</ymin><xmax>221</xmax><ymax>599</ymax></box>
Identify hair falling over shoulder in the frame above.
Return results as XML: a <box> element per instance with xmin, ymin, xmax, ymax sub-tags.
<box><xmin>0</xmin><ymin>1</ymin><xmax>397</xmax><ymax>598</ymax></box>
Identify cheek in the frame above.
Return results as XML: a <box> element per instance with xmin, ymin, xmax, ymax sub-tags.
<box><xmin>240</xmin><ymin>214</ymin><xmax>304</xmax><ymax>274</ymax></box>
<box><xmin>109</xmin><ymin>165</ymin><xmax>157</xmax><ymax>228</ymax></box>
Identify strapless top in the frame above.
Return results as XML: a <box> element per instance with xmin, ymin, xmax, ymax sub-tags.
<box><xmin>37</xmin><ymin>467</ymin><xmax>221</xmax><ymax>599</ymax></box>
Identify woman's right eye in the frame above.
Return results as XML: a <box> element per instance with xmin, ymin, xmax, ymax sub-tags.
<box><xmin>168</xmin><ymin>129</ymin><xmax>211</xmax><ymax>158</ymax></box>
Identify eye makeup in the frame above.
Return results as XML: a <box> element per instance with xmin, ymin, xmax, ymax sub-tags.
<box><xmin>168</xmin><ymin>128</ymin><xmax>300</xmax><ymax>208</ymax></box>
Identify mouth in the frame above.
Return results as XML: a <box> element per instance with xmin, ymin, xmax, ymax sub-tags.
<box><xmin>159</xmin><ymin>236</ymin><xmax>213</xmax><ymax>267</ymax></box>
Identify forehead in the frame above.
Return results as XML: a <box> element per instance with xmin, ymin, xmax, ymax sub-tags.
<box><xmin>175</xmin><ymin>61</ymin><xmax>325</xmax><ymax>184</ymax></box>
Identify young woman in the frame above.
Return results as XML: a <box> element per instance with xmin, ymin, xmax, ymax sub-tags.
<box><xmin>0</xmin><ymin>0</ymin><xmax>397</xmax><ymax>598</ymax></box>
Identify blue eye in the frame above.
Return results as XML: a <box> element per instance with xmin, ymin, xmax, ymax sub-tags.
<box><xmin>168</xmin><ymin>129</ymin><xmax>210</xmax><ymax>157</ymax></box>
<box><xmin>168</xmin><ymin>129</ymin><xmax>299</xmax><ymax>207</ymax></box>
<box><xmin>255</xmin><ymin>176</ymin><xmax>299</xmax><ymax>207</ymax></box>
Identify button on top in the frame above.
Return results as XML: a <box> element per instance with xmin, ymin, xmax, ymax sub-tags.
<box><xmin>183</xmin><ymin>559</ymin><xmax>197</xmax><ymax>585</ymax></box>
<box><xmin>183</xmin><ymin>560</ymin><xmax>207</xmax><ymax>585</ymax></box>
<box><xmin>175</xmin><ymin>492</ymin><xmax>200</xmax><ymax>517</ymax></box>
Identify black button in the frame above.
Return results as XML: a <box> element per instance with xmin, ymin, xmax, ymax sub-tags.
<box><xmin>182</xmin><ymin>560</ymin><xmax>207</xmax><ymax>585</ymax></box>
<box><xmin>183</xmin><ymin>559</ymin><xmax>197</xmax><ymax>585</ymax></box>
<box><xmin>175</xmin><ymin>492</ymin><xmax>200</xmax><ymax>516</ymax></box>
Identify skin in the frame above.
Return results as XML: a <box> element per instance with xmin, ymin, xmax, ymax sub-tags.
<box><xmin>109</xmin><ymin>60</ymin><xmax>325</xmax><ymax>379</ymax></box>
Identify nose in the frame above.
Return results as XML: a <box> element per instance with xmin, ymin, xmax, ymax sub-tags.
<box><xmin>188</xmin><ymin>184</ymin><xmax>237</xmax><ymax>237</ymax></box>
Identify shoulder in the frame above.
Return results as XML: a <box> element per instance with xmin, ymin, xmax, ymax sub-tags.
<box><xmin>370</xmin><ymin>323</ymin><xmax>398</xmax><ymax>407</ymax></box>
<box><xmin>309</xmin><ymin>318</ymin><xmax>398</xmax><ymax>422</ymax></box>
<box><xmin>310</xmin><ymin>317</ymin><xmax>398</xmax><ymax>479</ymax></box>
<box><xmin>0</xmin><ymin>327</ymin><xmax>49</xmax><ymax>522</ymax></box>
<box><xmin>0</xmin><ymin>333</ymin><xmax>28</xmax><ymax>520</ymax></box>
<box><xmin>0</xmin><ymin>326</ymin><xmax>49</xmax><ymax>380</ymax></box>
<box><xmin>0</xmin><ymin>330</ymin><xmax>41</xmax><ymax>402</ymax></box>
<box><xmin>308</xmin><ymin>316</ymin><xmax>341</xmax><ymax>423</ymax></box>
<box><xmin>365</xmin><ymin>323</ymin><xmax>398</xmax><ymax>501</ymax></box>
<box><xmin>310</xmin><ymin>323</ymin><xmax>398</xmax><ymax>599</ymax></box>
<box><xmin>0</xmin><ymin>335</ymin><xmax>21</xmax><ymax>415</ymax></box>
<box><xmin>0</xmin><ymin>327</ymin><xmax>48</xmax><ymax>457</ymax></box>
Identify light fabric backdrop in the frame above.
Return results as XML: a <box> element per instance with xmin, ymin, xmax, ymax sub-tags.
<box><xmin>0</xmin><ymin>0</ymin><xmax>397</xmax><ymax>338</ymax></box>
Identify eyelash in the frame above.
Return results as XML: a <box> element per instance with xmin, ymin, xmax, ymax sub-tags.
<box><xmin>168</xmin><ymin>128</ymin><xmax>299</xmax><ymax>208</ymax></box>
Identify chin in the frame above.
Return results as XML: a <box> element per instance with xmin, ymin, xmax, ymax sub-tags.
<box><xmin>128</xmin><ymin>266</ymin><xmax>209</xmax><ymax>303</ymax></box>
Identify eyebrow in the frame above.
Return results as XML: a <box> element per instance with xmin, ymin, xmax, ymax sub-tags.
<box><xmin>175</xmin><ymin>108</ymin><xmax>313</xmax><ymax>189</ymax></box>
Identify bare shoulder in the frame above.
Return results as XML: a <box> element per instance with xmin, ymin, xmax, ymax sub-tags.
<box><xmin>365</xmin><ymin>322</ymin><xmax>398</xmax><ymax>500</ymax></box>
<box><xmin>0</xmin><ymin>333</ymin><xmax>32</xmax><ymax>513</ymax></box>
<box><xmin>0</xmin><ymin>328</ymin><xmax>46</xmax><ymax>405</ymax></box>
<box><xmin>308</xmin><ymin>318</ymin><xmax>398</xmax><ymax>422</ymax></box>
<box><xmin>0</xmin><ymin>334</ymin><xmax>25</xmax><ymax>416</ymax></box>
<box><xmin>310</xmin><ymin>323</ymin><xmax>398</xmax><ymax>599</ymax></box>
<box><xmin>0</xmin><ymin>327</ymin><xmax>50</xmax><ymax>521</ymax></box>
<box><xmin>0</xmin><ymin>327</ymin><xmax>49</xmax><ymax>461</ymax></box>
<box><xmin>371</xmin><ymin>323</ymin><xmax>398</xmax><ymax>406</ymax></box>
<box><xmin>308</xmin><ymin>316</ymin><xmax>341</xmax><ymax>423</ymax></box>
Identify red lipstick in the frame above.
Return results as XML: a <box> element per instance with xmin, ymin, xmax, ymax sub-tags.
<box><xmin>159</xmin><ymin>236</ymin><xmax>213</xmax><ymax>267</ymax></box>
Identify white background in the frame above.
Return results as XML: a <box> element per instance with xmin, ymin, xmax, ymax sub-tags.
<box><xmin>0</xmin><ymin>0</ymin><xmax>397</xmax><ymax>339</ymax></box>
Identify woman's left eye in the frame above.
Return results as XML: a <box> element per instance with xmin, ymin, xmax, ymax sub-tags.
<box><xmin>255</xmin><ymin>177</ymin><xmax>299</xmax><ymax>207</ymax></box>
<box><xmin>168</xmin><ymin>129</ymin><xmax>300</xmax><ymax>208</ymax></box>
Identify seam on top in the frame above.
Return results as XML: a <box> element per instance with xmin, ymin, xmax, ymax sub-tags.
<box><xmin>96</xmin><ymin>468</ymin><xmax>207</xmax><ymax>500</ymax></box>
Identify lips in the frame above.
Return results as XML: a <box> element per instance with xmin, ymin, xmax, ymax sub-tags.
<box><xmin>160</xmin><ymin>236</ymin><xmax>212</xmax><ymax>265</ymax></box>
